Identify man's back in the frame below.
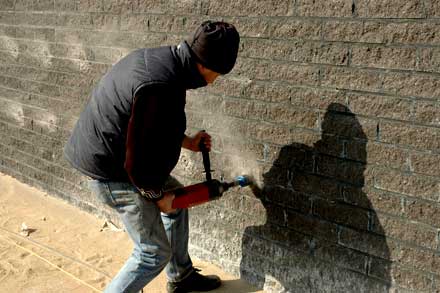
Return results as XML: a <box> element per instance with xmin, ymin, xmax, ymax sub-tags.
<box><xmin>64</xmin><ymin>44</ymin><xmax>191</xmax><ymax>184</ymax></box>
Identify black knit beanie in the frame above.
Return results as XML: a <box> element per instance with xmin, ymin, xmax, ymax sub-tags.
<box><xmin>187</xmin><ymin>21</ymin><xmax>240</xmax><ymax>75</ymax></box>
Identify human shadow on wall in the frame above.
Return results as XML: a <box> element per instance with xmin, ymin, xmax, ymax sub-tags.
<box><xmin>240</xmin><ymin>103</ymin><xmax>391</xmax><ymax>292</ymax></box>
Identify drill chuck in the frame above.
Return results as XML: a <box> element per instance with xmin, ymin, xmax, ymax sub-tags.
<box><xmin>235</xmin><ymin>175</ymin><xmax>251</xmax><ymax>187</ymax></box>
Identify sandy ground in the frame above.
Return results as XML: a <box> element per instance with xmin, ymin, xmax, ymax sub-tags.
<box><xmin>0</xmin><ymin>173</ymin><xmax>261</xmax><ymax>293</ymax></box>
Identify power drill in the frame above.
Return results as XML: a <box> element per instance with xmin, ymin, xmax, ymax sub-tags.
<box><xmin>171</xmin><ymin>137</ymin><xmax>251</xmax><ymax>209</ymax></box>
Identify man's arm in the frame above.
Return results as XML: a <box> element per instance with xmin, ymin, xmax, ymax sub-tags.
<box><xmin>124</xmin><ymin>90</ymin><xmax>162</xmax><ymax>198</ymax></box>
<box><xmin>124</xmin><ymin>87</ymin><xmax>175</xmax><ymax>212</ymax></box>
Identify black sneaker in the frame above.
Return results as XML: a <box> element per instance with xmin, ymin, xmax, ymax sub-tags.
<box><xmin>167</xmin><ymin>268</ymin><xmax>221</xmax><ymax>293</ymax></box>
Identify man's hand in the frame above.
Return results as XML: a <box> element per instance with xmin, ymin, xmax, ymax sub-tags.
<box><xmin>155</xmin><ymin>192</ymin><xmax>176</xmax><ymax>214</ymax></box>
<box><xmin>182</xmin><ymin>131</ymin><xmax>212</xmax><ymax>152</ymax></box>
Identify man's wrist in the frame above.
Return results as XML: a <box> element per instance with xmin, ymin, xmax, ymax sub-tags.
<box><xmin>138</xmin><ymin>188</ymin><xmax>164</xmax><ymax>201</ymax></box>
<box><xmin>182</xmin><ymin>134</ymin><xmax>192</xmax><ymax>150</ymax></box>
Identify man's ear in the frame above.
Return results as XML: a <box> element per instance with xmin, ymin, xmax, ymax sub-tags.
<box><xmin>196</xmin><ymin>62</ymin><xmax>220</xmax><ymax>84</ymax></box>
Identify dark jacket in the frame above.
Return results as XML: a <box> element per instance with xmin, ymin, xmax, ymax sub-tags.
<box><xmin>64</xmin><ymin>41</ymin><xmax>207</xmax><ymax>196</ymax></box>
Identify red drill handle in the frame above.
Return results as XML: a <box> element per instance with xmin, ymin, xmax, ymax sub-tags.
<box><xmin>171</xmin><ymin>182</ymin><xmax>211</xmax><ymax>209</ymax></box>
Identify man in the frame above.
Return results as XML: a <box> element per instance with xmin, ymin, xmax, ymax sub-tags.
<box><xmin>64</xmin><ymin>21</ymin><xmax>240</xmax><ymax>293</ymax></box>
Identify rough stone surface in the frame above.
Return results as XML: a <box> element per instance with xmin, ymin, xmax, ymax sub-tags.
<box><xmin>296</xmin><ymin>0</ymin><xmax>354</xmax><ymax>17</ymax></box>
<box><xmin>0</xmin><ymin>1</ymin><xmax>439</xmax><ymax>292</ymax></box>
<box><xmin>426</xmin><ymin>0</ymin><xmax>440</xmax><ymax>18</ymax></box>
<box><xmin>203</xmin><ymin>0</ymin><xmax>292</xmax><ymax>17</ymax></box>
<box><xmin>351</xmin><ymin>45</ymin><xmax>418</xmax><ymax>70</ymax></box>
<box><xmin>356</xmin><ymin>0</ymin><xmax>426</xmax><ymax>18</ymax></box>
<box><xmin>323</xmin><ymin>20</ymin><xmax>364</xmax><ymax>42</ymax></box>
<box><xmin>380</xmin><ymin>121</ymin><xmax>440</xmax><ymax>151</ymax></box>
<box><xmin>374</xmin><ymin>168</ymin><xmax>440</xmax><ymax>201</ymax></box>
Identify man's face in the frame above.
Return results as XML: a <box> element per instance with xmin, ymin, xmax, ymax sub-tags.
<box><xmin>196</xmin><ymin>63</ymin><xmax>221</xmax><ymax>84</ymax></box>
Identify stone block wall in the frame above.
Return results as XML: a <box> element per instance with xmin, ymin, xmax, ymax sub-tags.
<box><xmin>0</xmin><ymin>1</ymin><xmax>439</xmax><ymax>292</ymax></box>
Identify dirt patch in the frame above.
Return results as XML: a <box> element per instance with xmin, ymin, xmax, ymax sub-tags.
<box><xmin>0</xmin><ymin>173</ymin><xmax>260</xmax><ymax>292</ymax></box>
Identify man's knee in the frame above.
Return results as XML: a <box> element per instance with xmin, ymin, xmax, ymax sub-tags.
<box><xmin>136</xmin><ymin>244</ymin><xmax>172</xmax><ymax>268</ymax></box>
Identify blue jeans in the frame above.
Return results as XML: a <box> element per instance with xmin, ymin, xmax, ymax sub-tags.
<box><xmin>88</xmin><ymin>178</ymin><xmax>194</xmax><ymax>293</ymax></box>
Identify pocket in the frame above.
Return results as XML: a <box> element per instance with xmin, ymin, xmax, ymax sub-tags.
<box><xmin>88</xmin><ymin>180</ymin><xmax>116</xmax><ymax>207</ymax></box>
<box><xmin>107</xmin><ymin>182</ymin><xmax>138</xmax><ymax>207</ymax></box>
